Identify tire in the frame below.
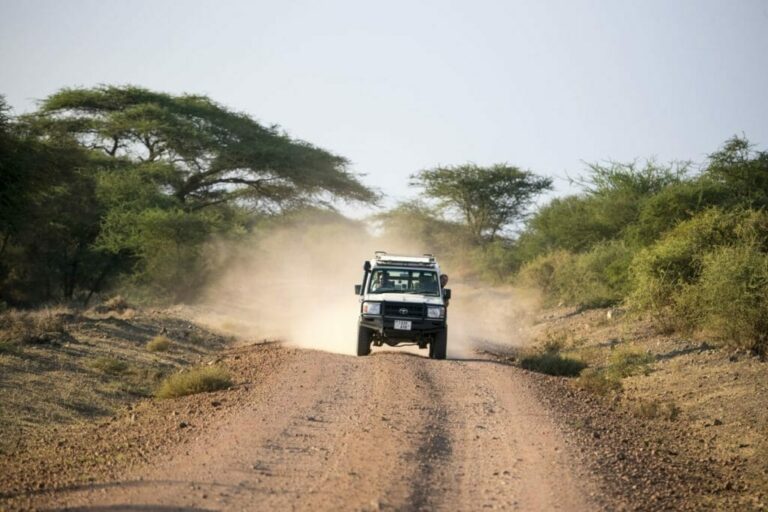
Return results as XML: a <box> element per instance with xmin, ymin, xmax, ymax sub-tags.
<box><xmin>431</xmin><ymin>329</ymin><xmax>447</xmax><ymax>360</ymax></box>
<box><xmin>357</xmin><ymin>324</ymin><xmax>372</xmax><ymax>356</ymax></box>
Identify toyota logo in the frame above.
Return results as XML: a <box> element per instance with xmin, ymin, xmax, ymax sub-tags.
<box><xmin>399</xmin><ymin>308</ymin><xmax>409</xmax><ymax>315</ymax></box>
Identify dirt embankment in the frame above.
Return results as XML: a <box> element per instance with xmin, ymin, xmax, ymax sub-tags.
<box><xmin>515</xmin><ymin>306</ymin><xmax>768</xmax><ymax>511</ymax></box>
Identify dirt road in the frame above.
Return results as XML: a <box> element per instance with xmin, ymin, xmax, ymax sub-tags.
<box><xmin>48</xmin><ymin>348</ymin><xmax>598</xmax><ymax>511</ymax></box>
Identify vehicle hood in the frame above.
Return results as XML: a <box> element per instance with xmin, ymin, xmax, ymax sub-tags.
<box><xmin>363</xmin><ymin>293</ymin><xmax>444</xmax><ymax>305</ymax></box>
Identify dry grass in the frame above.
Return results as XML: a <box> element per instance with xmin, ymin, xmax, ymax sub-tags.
<box><xmin>155</xmin><ymin>366</ymin><xmax>232</xmax><ymax>399</ymax></box>
<box><xmin>0</xmin><ymin>307</ymin><xmax>69</xmax><ymax>345</ymax></box>
<box><xmin>88</xmin><ymin>357</ymin><xmax>129</xmax><ymax>375</ymax></box>
<box><xmin>147</xmin><ymin>335</ymin><xmax>171</xmax><ymax>352</ymax></box>
<box><xmin>0</xmin><ymin>308</ymin><xmax>232</xmax><ymax>453</ymax></box>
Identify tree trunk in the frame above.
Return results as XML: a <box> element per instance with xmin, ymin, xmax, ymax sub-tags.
<box><xmin>84</xmin><ymin>255</ymin><xmax>118</xmax><ymax>307</ymax></box>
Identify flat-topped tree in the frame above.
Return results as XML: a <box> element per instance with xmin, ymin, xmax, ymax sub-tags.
<box><xmin>411</xmin><ymin>163</ymin><xmax>552</xmax><ymax>242</ymax></box>
<box><xmin>30</xmin><ymin>85</ymin><xmax>375</xmax><ymax>211</ymax></box>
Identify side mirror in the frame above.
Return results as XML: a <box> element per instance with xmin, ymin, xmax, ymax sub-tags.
<box><xmin>354</xmin><ymin>284</ymin><xmax>362</xmax><ymax>295</ymax></box>
<box><xmin>443</xmin><ymin>288</ymin><xmax>451</xmax><ymax>300</ymax></box>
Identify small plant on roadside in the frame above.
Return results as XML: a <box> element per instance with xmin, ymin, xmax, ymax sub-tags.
<box><xmin>575</xmin><ymin>368</ymin><xmax>623</xmax><ymax>395</ymax></box>
<box><xmin>632</xmin><ymin>399</ymin><xmax>681</xmax><ymax>421</ymax></box>
<box><xmin>155</xmin><ymin>366</ymin><xmax>232</xmax><ymax>399</ymax></box>
<box><xmin>606</xmin><ymin>347</ymin><xmax>655</xmax><ymax>379</ymax></box>
<box><xmin>520</xmin><ymin>352</ymin><xmax>587</xmax><ymax>377</ymax></box>
<box><xmin>147</xmin><ymin>335</ymin><xmax>171</xmax><ymax>352</ymax></box>
<box><xmin>540</xmin><ymin>332</ymin><xmax>567</xmax><ymax>353</ymax></box>
<box><xmin>89</xmin><ymin>356</ymin><xmax>129</xmax><ymax>375</ymax></box>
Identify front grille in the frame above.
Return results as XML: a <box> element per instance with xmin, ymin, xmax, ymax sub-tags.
<box><xmin>384</xmin><ymin>302</ymin><xmax>425</xmax><ymax>318</ymax></box>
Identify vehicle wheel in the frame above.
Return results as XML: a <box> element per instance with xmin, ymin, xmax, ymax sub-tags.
<box><xmin>357</xmin><ymin>325</ymin><xmax>372</xmax><ymax>356</ymax></box>
<box><xmin>431</xmin><ymin>329</ymin><xmax>447</xmax><ymax>360</ymax></box>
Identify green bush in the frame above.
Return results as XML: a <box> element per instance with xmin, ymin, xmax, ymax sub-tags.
<box><xmin>518</xmin><ymin>241</ymin><xmax>632</xmax><ymax>309</ymax></box>
<box><xmin>629</xmin><ymin>209</ymin><xmax>758</xmax><ymax>316</ymax></box>
<box><xmin>690</xmin><ymin>244</ymin><xmax>768</xmax><ymax>354</ymax></box>
<box><xmin>627</xmin><ymin>179</ymin><xmax>731</xmax><ymax>246</ymax></box>
<box><xmin>630</xmin><ymin>208</ymin><xmax>768</xmax><ymax>344</ymax></box>
<box><xmin>520</xmin><ymin>352</ymin><xmax>587</xmax><ymax>377</ymax></box>
<box><xmin>156</xmin><ymin>366</ymin><xmax>232</xmax><ymax>398</ymax></box>
<box><xmin>517</xmin><ymin>250</ymin><xmax>574</xmax><ymax>305</ymax></box>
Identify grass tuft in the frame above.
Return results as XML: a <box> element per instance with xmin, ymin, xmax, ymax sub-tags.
<box><xmin>147</xmin><ymin>335</ymin><xmax>171</xmax><ymax>352</ymax></box>
<box><xmin>520</xmin><ymin>352</ymin><xmax>587</xmax><ymax>377</ymax></box>
<box><xmin>155</xmin><ymin>366</ymin><xmax>232</xmax><ymax>399</ymax></box>
<box><xmin>89</xmin><ymin>356</ymin><xmax>129</xmax><ymax>375</ymax></box>
<box><xmin>632</xmin><ymin>399</ymin><xmax>681</xmax><ymax>421</ymax></box>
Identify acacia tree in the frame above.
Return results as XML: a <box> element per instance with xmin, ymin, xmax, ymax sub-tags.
<box><xmin>411</xmin><ymin>163</ymin><xmax>552</xmax><ymax>241</ymax></box>
<box><xmin>1</xmin><ymin>86</ymin><xmax>377</xmax><ymax>304</ymax></box>
<box><xmin>29</xmin><ymin>85</ymin><xmax>376</xmax><ymax>211</ymax></box>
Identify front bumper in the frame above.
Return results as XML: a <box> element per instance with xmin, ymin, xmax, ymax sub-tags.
<box><xmin>359</xmin><ymin>315</ymin><xmax>446</xmax><ymax>340</ymax></box>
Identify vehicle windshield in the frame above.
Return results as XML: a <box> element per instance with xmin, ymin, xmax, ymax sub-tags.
<box><xmin>367</xmin><ymin>269</ymin><xmax>440</xmax><ymax>296</ymax></box>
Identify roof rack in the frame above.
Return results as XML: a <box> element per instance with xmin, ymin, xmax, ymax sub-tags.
<box><xmin>373</xmin><ymin>251</ymin><xmax>437</xmax><ymax>268</ymax></box>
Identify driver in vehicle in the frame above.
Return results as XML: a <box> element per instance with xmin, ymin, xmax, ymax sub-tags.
<box><xmin>372</xmin><ymin>272</ymin><xmax>391</xmax><ymax>291</ymax></box>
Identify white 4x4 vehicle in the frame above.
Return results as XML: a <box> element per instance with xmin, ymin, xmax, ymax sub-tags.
<box><xmin>354</xmin><ymin>252</ymin><xmax>451</xmax><ymax>359</ymax></box>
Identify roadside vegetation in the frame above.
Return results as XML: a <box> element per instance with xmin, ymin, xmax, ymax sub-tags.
<box><xmin>513</xmin><ymin>138</ymin><xmax>768</xmax><ymax>357</ymax></box>
<box><xmin>155</xmin><ymin>366</ymin><xmax>233</xmax><ymax>399</ymax></box>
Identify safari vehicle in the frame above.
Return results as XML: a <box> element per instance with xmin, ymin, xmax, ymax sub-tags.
<box><xmin>354</xmin><ymin>252</ymin><xmax>451</xmax><ymax>359</ymax></box>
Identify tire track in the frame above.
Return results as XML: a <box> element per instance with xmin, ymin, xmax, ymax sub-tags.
<box><xmin>404</xmin><ymin>365</ymin><xmax>453</xmax><ymax>511</ymax></box>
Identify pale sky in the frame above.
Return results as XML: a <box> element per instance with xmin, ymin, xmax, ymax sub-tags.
<box><xmin>2</xmin><ymin>0</ymin><xmax>767</xmax><ymax>214</ymax></box>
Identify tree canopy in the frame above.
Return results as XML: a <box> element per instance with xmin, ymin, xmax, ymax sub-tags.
<box><xmin>29</xmin><ymin>85</ymin><xmax>376</xmax><ymax>211</ymax></box>
<box><xmin>410</xmin><ymin>163</ymin><xmax>552</xmax><ymax>241</ymax></box>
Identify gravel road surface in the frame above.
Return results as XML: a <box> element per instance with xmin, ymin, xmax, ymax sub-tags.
<box><xmin>51</xmin><ymin>349</ymin><xmax>598</xmax><ymax>511</ymax></box>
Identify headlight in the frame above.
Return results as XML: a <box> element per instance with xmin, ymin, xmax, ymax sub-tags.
<box><xmin>362</xmin><ymin>302</ymin><xmax>381</xmax><ymax>315</ymax></box>
<box><xmin>427</xmin><ymin>306</ymin><xmax>445</xmax><ymax>319</ymax></box>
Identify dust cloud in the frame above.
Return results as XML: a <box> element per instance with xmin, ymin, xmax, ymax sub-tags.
<box><xmin>199</xmin><ymin>219</ymin><xmax>540</xmax><ymax>358</ymax></box>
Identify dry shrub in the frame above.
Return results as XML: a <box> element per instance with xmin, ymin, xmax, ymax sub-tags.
<box><xmin>156</xmin><ymin>366</ymin><xmax>232</xmax><ymax>399</ymax></box>
<box><xmin>576</xmin><ymin>368</ymin><xmax>623</xmax><ymax>395</ymax></box>
<box><xmin>606</xmin><ymin>347</ymin><xmax>655</xmax><ymax>379</ymax></box>
<box><xmin>632</xmin><ymin>399</ymin><xmax>681</xmax><ymax>421</ymax></box>
<box><xmin>104</xmin><ymin>295</ymin><xmax>129</xmax><ymax>311</ymax></box>
<box><xmin>0</xmin><ymin>308</ymin><xmax>67</xmax><ymax>345</ymax></box>
<box><xmin>520</xmin><ymin>352</ymin><xmax>587</xmax><ymax>377</ymax></box>
<box><xmin>147</xmin><ymin>335</ymin><xmax>171</xmax><ymax>352</ymax></box>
